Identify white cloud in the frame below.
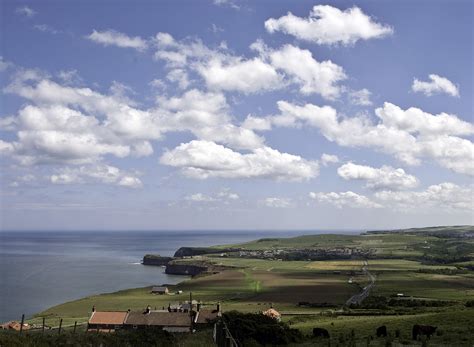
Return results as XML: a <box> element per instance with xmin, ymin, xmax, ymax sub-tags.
<box><xmin>1</xmin><ymin>72</ymin><xmax>268</xmax><ymax>169</ymax></box>
<box><xmin>160</xmin><ymin>140</ymin><xmax>319</xmax><ymax>181</ymax></box>
<box><xmin>86</xmin><ymin>30</ymin><xmax>148</xmax><ymax>51</ymax></box>
<box><xmin>184</xmin><ymin>189</ymin><xmax>240</xmax><ymax>204</ymax></box>
<box><xmin>320</xmin><ymin>153</ymin><xmax>339</xmax><ymax>166</ymax></box>
<box><xmin>184</xmin><ymin>193</ymin><xmax>216</xmax><ymax>202</ymax></box>
<box><xmin>50</xmin><ymin>164</ymin><xmax>142</xmax><ymax>188</ymax></box>
<box><xmin>375</xmin><ymin>183</ymin><xmax>473</xmax><ymax>211</ymax></box>
<box><xmin>267</xmin><ymin>44</ymin><xmax>346</xmax><ymax>99</ymax></box>
<box><xmin>34</xmin><ymin>24</ymin><xmax>60</xmax><ymax>35</ymax></box>
<box><xmin>375</xmin><ymin>102</ymin><xmax>473</xmax><ymax>136</ymax></box>
<box><xmin>198</xmin><ymin>57</ymin><xmax>284</xmax><ymax>94</ymax></box>
<box><xmin>265</xmin><ymin>5</ymin><xmax>393</xmax><ymax>46</ymax></box>
<box><xmin>349</xmin><ymin>88</ymin><xmax>372</xmax><ymax>106</ymax></box>
<box><xmin>337</xmin><ymin>162</ymin><xmax>419</xmax><ymax>190</ymax></box>
<box><xmin>153</xmin><ymin>34</ymin><xmax>346</xmax><ymax>99</ymax></box>
<box><xmin>16</xmin><ymin>6</ymin><xmax>36</xmax><ymax>17</ymax></box>
<box><xmin>250</xmin><ymin>100</ymin><xmax>474</xmax><ymax>175</ymax></box>
<box><xmin>166</xmin><ymin>69</ymin><xmax>190</xmax><ymax>89</ymax></box>
<box><xmin>263</xmin><ymin>197</ymin><xmax>292</xmax><ymax>208</ymax></box>
<box><xmin>412</xmin><ymin>74</ymin><xmax>459</xmax><ymax>97</ymax></box>
<box><xmin>309</xmin><ymin>191</ymin><xmax>382</xmax><ymax>209</ymax></box>
<box><xmin>0</xmin><ymin>56</ymin><xmax>12</xmax><ymax>72</ymax></box>
<box><xmin>213</xmin><ymin>0</ymin><xmax>240</xmax><ymax>10</ymax></box>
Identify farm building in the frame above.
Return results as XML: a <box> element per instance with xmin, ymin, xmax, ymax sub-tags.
<box><xmin>151</xmin><ymin>286</ymin><xmax>169</xmax><ymax>295</ymax></box>
<box><xmin>194</xmin><ymin>308</ymin><xmax>221</xmax><ymax>325</ymax></box>
<box><xmin>1</xmin><ymin>321</ymin><xmax>29</xmax><ymax>331</ymax></box>
<box><xmin>124</xmin><ymin>311</ymin><xmax>192</xmax><ymax>332</ymax></box>
<box><xmin>262</xmin><ymin>308</ymin><xmax>281</xmax><ymax>322</ymax></box>
<box><xmin>87</xmin><ymin>311</ymin><xmax>129</xmax><ymax>332</ymax></box>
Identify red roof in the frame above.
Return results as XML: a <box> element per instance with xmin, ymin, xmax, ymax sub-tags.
<box><xmin>89</xmin><ymin>311</ymin><xmax>128</xmax><ymax>325</ymax></box>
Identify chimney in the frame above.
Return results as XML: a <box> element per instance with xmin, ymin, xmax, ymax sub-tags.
<box><xmin>92</xmin><ymin>305</ymin><xmax>96</xmax><ymax>313</ymax></box>
<box><xmin>197</xmin><ymin>302</ymin><xmax>201</xmax><ymax>312</ymax></box>
<box><xmin>145</xmin><ymin>306</ymin><xmax>151</xmax><ymax>314</ymax></box>
<box><xmin>217</xmin><ymin>302</ymin><xmax>221</xmax><ymax>312</ymax></box>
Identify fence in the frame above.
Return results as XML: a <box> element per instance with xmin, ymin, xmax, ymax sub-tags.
<box><xmin>213</xmin><ymin>319</ymin><xmax>238</xmax><ymax>347</ymax></box>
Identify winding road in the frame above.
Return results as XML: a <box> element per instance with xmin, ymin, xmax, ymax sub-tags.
<box><xmin>345</xmin><ymin>260</ymin><xmax>376</xmax><ymax>306</ymax></box>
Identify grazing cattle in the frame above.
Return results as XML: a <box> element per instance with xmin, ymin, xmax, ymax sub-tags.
<box><xmin>376</xmin><ymin>325</ymin><xmax>387</xmax><ymax>337</ymax></box>
<box><xmin>313</xmin><ymin>327</ymin><xmax>330</xmax><ymax>338</ymax></box>
<box><xmin>412</xmin><ymin>325</ymin><xmax>437</xmax><ymax>340</ymax></box>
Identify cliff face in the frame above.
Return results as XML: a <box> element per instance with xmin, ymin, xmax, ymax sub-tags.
<box><xmin>173</xmin><ymin>247</ymin><xmax>238</xmax><ymax>257</ymax></box>
<box><xmin>142</xmin><ymin>254</ymin><xmax>174</xmax><ymax>266</ymax></box>
<box><xmin>165</xmin><ymin>263</ymin><xmax>208</xmax><ymax>276</ymax></box>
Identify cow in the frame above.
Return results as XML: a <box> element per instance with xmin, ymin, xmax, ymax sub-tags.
<box><xmin>412</xmin><ymin>325</ymin><xmax>437</xmax><ymax>340</ymax></box>
<box><xmin>313</xmin><ymin>327</ymin><xmax>330</xmax><ymax>338</ymax></box>
<box><xmin>376</xmin><ymin>325</ymin><xmax>387</xmax><ymax>337</ymax></box>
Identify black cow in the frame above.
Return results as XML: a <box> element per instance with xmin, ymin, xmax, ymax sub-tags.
<box><xmin>412</xmin><ymin>325</ymin><xmax>437</xmax><ymax>340</ymax></box>
<box><xmin>313</xmin><ymin>327</ymin><xmax>330</xmax><ymax>338</ymax></box>
<box><xmin>376</xmin><ymin>325</ymin><xmax>387</xmax><ymax>337</ymax></box>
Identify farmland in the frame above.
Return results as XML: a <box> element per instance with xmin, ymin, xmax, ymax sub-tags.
<box><xmin>16</xmin><ymin>226</ymin><xmax>474</xmax><ymax>345</ymax></box>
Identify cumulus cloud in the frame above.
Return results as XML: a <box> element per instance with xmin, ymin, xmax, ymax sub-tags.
<box><xmin>50</xmin><ymin>164</ymin><xmax>142</xmax><ymax>188</ymax></box>
<box><xmin>375</xmin><ymin>183</ymin><xmax>473</xmax><ymax>211</ymax></box>
<box><xmin>412</xmin><ymin>74</ymin><xmax>459</xmax><ymax>97</ymax></box>
<box><xmin>86</xmin><ymin>30</ymin><xmax>148</xmax><ymax>51</ymax></box>
<box><xmin>309</xmin><ymin>191</ymin><xmax>382</xmax><ymax>208</ymax></box>
<box><xmin>1</xmin><ymin>72</ymin><xmax>265</xmax><ymax>167</ymax></box>
<box><xmin>337</xmin><ymin>162</ymin><xmax>419</xmax><ymax>190</ymax></box>
<box><xmin>160</xmin><ymin>140</ymin><xmax>319</xmax><ymax>181</ymax></box>
<box><xmin>263</xmin><ymin>197</ymin><xmax>293</xmax><ymax>208</ymax></box>
<box><xmin>16</xmin><ymin>6</ymin><xmax>36</xmax><ymax>18</ymax></box>
<box><xmin>248</xmin><ymin>100</ymin><xmax>474</xmax><ymax>175</ymax></box>
<box><xmin>320</xmin><ymin>153</ymin><xmax>339</xmax><ymax>166</ymax></box>
<box><xmin>349</xmin><ymin>88</ymin><xmax>372</xmax><ymax>106</ymax></box>
<box><xmin>266</xmin><ymin>44</ymin><xmax>346</xmax><ymax>99</ymax></box>
<box><xmin>265</xmin><ymin>5</ymin><xmax>393</xmax><ymax>46</ymax></box>
<box><xmin>153</xmin><ymin>33</ymin><xmax>346</xmax><ymax>99</ymax></box>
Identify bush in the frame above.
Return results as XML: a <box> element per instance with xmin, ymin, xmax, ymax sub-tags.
<box><xmin>223</xmin><ymin>311</ymin><xmax>302</xmax><ymax>346</ymax></box>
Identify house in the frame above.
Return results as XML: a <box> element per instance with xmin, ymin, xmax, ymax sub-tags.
<box><xmin>124</xmin><ymin>311</ymin><xmax>192</xmax><ymax>332</ymax></box>
<box><xmin>87</xmin><ymin>311</ymin><xmax>129</xmax><ymax>332</ymax></box>
<box><xmin>262</xmin><ymin>308</ymin><xmax>281</xmax><ymax>322</ymax></box>
<box><xmin>194</xmin><ymin>309</ymin><xmax>220</xmax><ymax>325</ymax></box>
<box><xmin>151</xmin><ymin>286</ymin><xmax>169</xmax><ymax>295</ymax></box>
<box><xmin>1</xmin><ymin>321</ymin><xmax>29</xmax><ymax>331</ymax></box>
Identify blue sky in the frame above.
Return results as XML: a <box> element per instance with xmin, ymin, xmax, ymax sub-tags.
<box><xmin>0</xmin><ymin>0</ymin><xmax>472</xmax><ymax>231</ymax></box>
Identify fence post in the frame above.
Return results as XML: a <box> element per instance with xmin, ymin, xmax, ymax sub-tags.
<box><xmin>58</xmin><ymin>318</ymin><xmax>63</xmax><ymax>335</ymax></box>
<box><xmin>19</xmin><ymin>314</ymin><xmax>25</xmax><ymax>334</ymax></box>
<box><xmin>42</xmin><ymin>317</ymin><xmax>45</xmax><ymax>334</ymax></box>
<box><xmin>73</xmin><ymin>321</ymin><xmax>77</xmax><ymax>333</ymax></box>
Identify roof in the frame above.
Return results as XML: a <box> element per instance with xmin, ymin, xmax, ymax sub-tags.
<box><xmin>89</xmin><ymin>311</ymin><xmax>128</xmax><ymax>325</ymax></box>
<box><xmin>195</xmin><ymin>309</ymin><xmax>219</xmax><ymax>324</ymax></box>
<box><xmin>263</xmin><ymin>308</ymin><xmax>281</xmax><ymax>318</ymax></box>
<box><xmin>151</xmin><ymin>286</ymin><xmax>168</xmax><ymax>292</ymax></box>
<box><xmin>125</xmin><ymin>312</ymin><xmax>192</xmax><ymax>327</ymax></box>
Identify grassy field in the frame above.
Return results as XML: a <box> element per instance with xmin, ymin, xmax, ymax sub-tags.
<box><xmin>19</xmin><ymin>226</ymin><xmax>474</xmax><ymax>345</ymax></box>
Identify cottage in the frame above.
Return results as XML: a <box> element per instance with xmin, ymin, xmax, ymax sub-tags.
<box><xmin>87</xmin><ymin>311</ymin><xmax>129</xmax><ymax>332</ymax></box>
<box><xmin>1</xmin><ymin>321</ymin><xmax>29</xmax><ymax>331</ymax></box>
<box><xmin>262</xmin><ymin>308</ymin><xmax>281</xmax><ymax>322</ymax></box>
<box><xmin>151</xmin><ymin>286</ymin><xmax>169</xmax><ymax>295</ymax></box>
<box><xmin>124</xmin><ymin>311</ymin><xmax>192</xmax><ymax>332</ymax></box>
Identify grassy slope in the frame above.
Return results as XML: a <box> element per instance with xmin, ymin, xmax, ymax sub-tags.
<box><xmin>24</xmin><ymin>226</ymin><xmax>474</xmax><ymax>345</ymax></box>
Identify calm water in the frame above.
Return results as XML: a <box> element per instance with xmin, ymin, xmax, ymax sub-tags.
<box><xmin>0</xmin><ymin>230</ymin><xmax>318</xmax><ymax>322</ymax></box>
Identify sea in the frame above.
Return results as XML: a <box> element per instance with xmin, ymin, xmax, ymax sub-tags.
<box><xmin>0</xmin><ymin>230</ymin><xmax>359</xmax><ymax>323</ymax></box>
